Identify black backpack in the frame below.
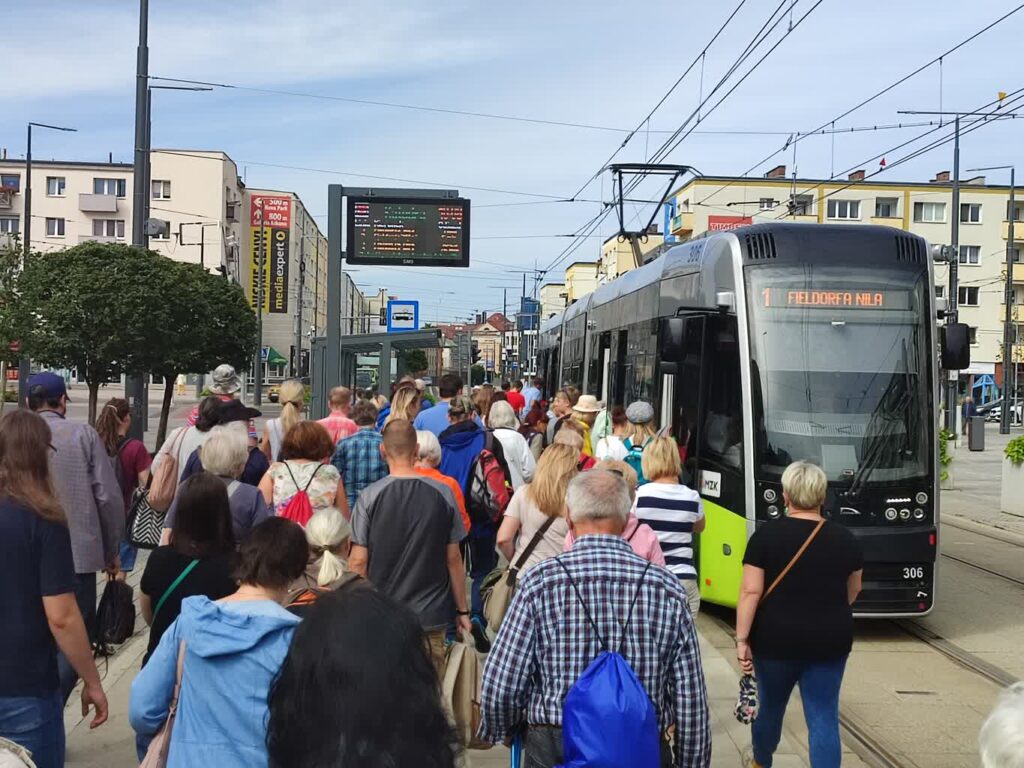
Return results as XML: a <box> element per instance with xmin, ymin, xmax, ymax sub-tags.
<box><xmin>94</xmin><ymin>579</ymin><xmax>136</xmax><ymax>656</ymax></box>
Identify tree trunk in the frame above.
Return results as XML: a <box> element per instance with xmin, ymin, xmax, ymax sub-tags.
<box><xmin>87</xmin><ymin>380</ymin><xmax>100</xmax><ymax>425</ymax></box>
<box><xmin>155</xmin><ymin>372</ymin><xmax>177</xmax><ymax>451</ymax></box>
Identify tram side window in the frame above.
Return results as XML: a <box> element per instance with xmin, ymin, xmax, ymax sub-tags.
<box><xmin>701</xmin><ymin>317</ymin><xmax>743</xmax><ymax>470</ymax></box>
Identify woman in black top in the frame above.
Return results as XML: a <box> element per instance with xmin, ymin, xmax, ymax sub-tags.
<box><xmin>139</xmin><ymin>472</ymin><xmax>236</xmax><ymax>666</ymax></box>
<box><xmin>736</xmin><ymin>461</ymin><xmax>863</xmax><ymax>768</ymax></box>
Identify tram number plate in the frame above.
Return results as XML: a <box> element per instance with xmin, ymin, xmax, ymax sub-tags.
<box><xmin>902</xmin><ymin>566</ymin><xmax>925</xmax><ymax>580</ymax></box>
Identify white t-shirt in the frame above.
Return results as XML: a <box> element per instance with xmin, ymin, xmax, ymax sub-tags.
<box><xmin>633</xmin><ymin>482</ymin><xmax>704</xmax><ymax>579</ymax></box>
<box><xmin>504</xmin><ymin>486</ymin><xmax>569</xmax><ymax>574</ymax></box>
<box><xmin>594</xmin><ymin>435</ymin><xmax>628</xmax><ymax>462</ymax></box>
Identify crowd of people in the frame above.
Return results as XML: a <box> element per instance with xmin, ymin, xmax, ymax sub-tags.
<box><xmin>0</xmin><ymin>365</ymin><xmax>1020</xmax><ymax>768</ymax></box>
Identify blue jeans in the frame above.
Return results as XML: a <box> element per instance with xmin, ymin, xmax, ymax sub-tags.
<box><xmin>0</xmin><ymin>693</ymin><xmax>65</xmax><ymax>768</ymax></box>
<box><xmin>57</xmin><ymin>573</ymin><xmax>97</xmax><ymax>704</ymax></box>
<box><xmin>466</xmin><ymin>530</ymin><xmax>498</xmax><ymax>623</ymax></box>
<box><xmin>752</xmin><ymin>655</ymin><xmax>847</xmax><ymax>768</ymax></box>
<box><xmin>119</xmin><ymin>539</ymin><xmax>138</xmax><ymax>571</ymax></box>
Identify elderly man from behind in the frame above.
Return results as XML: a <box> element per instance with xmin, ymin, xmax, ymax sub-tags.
<box><xmin>331</xmin><ymin>399</ymin><xmax>388</xmax><ymax>512</ymax></box>
<box><xmin>318</xmin><ymin>386</ymin><xmax>358</xmax><ymax>445</ymax></box>
<box><xmin>479</xmin><ymin>470</ymin><xmax>711</xmax><ymax>768</ymax></box>
<box><xmin>27</xmin><ymin>372</ymin><xmax>124</xmax><ymax>703</ymax></box>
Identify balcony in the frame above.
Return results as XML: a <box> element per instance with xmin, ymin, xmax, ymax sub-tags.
<box><xmin>870</xmin><ymin>216</ymin><xmax>902</xmax><ymax>227</ymax></box>
<box><xmin>1012</xmin><ymin>263</ymin><xmax>1024</xmax><ymax>282</ymax></box>
<box><xmin>79</xmin><ymin>234</ymin><xmax>117</xmax><ymax>244</ymax></box>
<box><xmin>1002</xmin><ymin>220</ymin><xmax>1024</xmax><ymax>241</ymax></box>
<box><xmin>78</xmin><ymin>193</ymin><xmax>118</xmax><ymax>213</ymax></box>
<box><xmin>670</xmin><ymin>211</ymin><xmax>693</xmax><ymax>236</ymax></box>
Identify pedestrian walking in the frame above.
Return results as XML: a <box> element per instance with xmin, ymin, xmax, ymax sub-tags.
<box><xmin>317</xmin><ymin>386</ymin><xmax>358</xmax><ymax>445</ymax></box>
<box><xmin>184</xmin><ymin>364</ymin><xmax>256</xmax><ymax>444</ymax></box>
<box><xmin>570</xmin><ymin>394</ymin><xmax>601</xmax><ymax>456</ymax></box>
<box><xmin>140</xmin><ymin>472</ymin><xmax>237</xmax><ymax>667</ymax></box>
<box><xmin>178</xmin><ymin>400</ymin><xmax>269</xmax><ymax>486</ymax></box>
<box><xmin>594</xmin><ymin>405</ymin><xmax>630</xmax><ymax>461</ymax></box>
<box><xmin>735</xmin><ymin>461</ymin><xmax>863</xmax><ymax>768</ymax></box>
<box><xmin>0</xmin><ymin>411</ymin><xmax>109</xmax><ymax>768</ymax></box>
<box><xmin>623</xmin><ymin>400</ymin><xmax>658</xmax><ymax>484</ymax></box>
<box><xmin>376</xmin><ymin>376</ymin><xmax>417</xmax><ymax>429</ymax></box>
<box><xmin>487</xmin><ymin>400</ymin><xmax>536</xmax><ymax>490</ymax></box>
<box><xmin>154</xmin><ymin>395</ymin><xmax>222</xmax><ymax>485</ymax></box>
<box><xmin>414</xmin><ymin>373</ymin><xmax>465</xmax><ymax>437</ymax></box>
<box><xmin>348</xmin><ymin>420</ymin><xmax>472</xmax><ymax>671</ymax></box>
<box><xmin>259</xmin><ymin>421</ymin><xmax>348</xmax><ymax>519</ymax></box>
<box><xmin>635</xmin><ymin>436</ymin><xmax>706</xmax><ymax>614</ymax></box>
<box><xmin>496</xmin><ymin>443</ymin><xmax>577</xmax><ymax>573</ymax></box>
<box><xmin>94</xmin><ymin>397</ymin><xmax>152</xmax><ymax>575</ymax></box>
<box><xmin>415</xmin><ymin>430</ymin><xmax>472</xmax><ymax>535</ymax></box>
<box><xmin>260</xmin><ymin>379</ymin><xmax>306</xmax><ymax>461</ymax></box>
<box><xmin>474</xmin><ymin>383</ymin><xmax>496</xmax><ymax>424</ymax></box>
<box><xmin>130</xmin><ymin>517</ymin><xmax>308</xmax><ymax>767</ymax></box>
<box><xmin>521</xmin><ymin>375</ymin><xmax>543</xmax><ymax>418</ymax></box>
<box><xmin>505</xmin><ymin>379</ymin><xmax>526</xmax><ymax>417</ymax></box>
<box><xmin>285</xmin><ymin>508</ymin><xmax>357</xmax><ymax>616</ymax></box>
<box><xmin>546</xmin><ymin>387</ymin><xmax>578</xmax><ymax>445</ymax></box>
<box><xmin>384</xmin><ymin>383</ymin><xmax>422</xmax><ymax>428</ymax></box>
<box><xmin>267</xmin><ymin>588</ymin><xmax>459</xmax><ymax>768</ymax></box>
<box><xmin>27</xmin><ymin>372</ymin><xmax>124</xmax><ymax>703</ymax></box>
<box><xmin>164</xmin><ymin>427</ymin><xmax>272</xmax><ymax>544</ymax></box>
<box><xmin>553</xmin><ymin>420</ymin><xmax>596</xmax><ymax>470</ymax></box>
<box><xmin>479</xmin><ymin>470</ymin><xmax>711</xmax><ymax>767</ymax></box>
<box><xmin>331</xmin><ymin>399</ymin><xmax>388</xmax><ymax>512</ymax></box>
<box><xmin>961</xmin><ymin>395</ymin><xmax>977</xmax><ymax>436</ymax></box>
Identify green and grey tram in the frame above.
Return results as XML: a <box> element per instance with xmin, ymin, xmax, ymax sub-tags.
<box><xmin>537</xmin><ymin>223</ymin><xmax>965</xmax><ymax>615</ymax></box>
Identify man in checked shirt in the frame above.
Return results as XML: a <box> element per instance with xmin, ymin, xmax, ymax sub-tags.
<box><xmin>479</xmin><ymin>470</ymin><xmax>711</xmax><ymax>767</ymax></box>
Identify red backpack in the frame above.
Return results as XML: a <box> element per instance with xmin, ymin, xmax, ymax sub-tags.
<box><xmin>467</xmin><ymin>432</ymin><xmax>513</xmax><ymax>526</ymax></box>
<box><xmin>278</xmin><ymin>463</ymin><xmax>324</xmax><ymax>527</ymax></box>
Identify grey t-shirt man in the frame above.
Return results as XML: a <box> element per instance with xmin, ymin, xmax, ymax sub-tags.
<box><xmin>351</xmin><ymin>475</ymin><xmax>466</xmax><ymax>630</ymax></box>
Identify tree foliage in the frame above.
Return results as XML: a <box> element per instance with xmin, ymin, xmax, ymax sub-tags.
<box><xmin>403</xmin><ymin>348</ymin><xmax>428</xmax><ymax>375</ymax></box>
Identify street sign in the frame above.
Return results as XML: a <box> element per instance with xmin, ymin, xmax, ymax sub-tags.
<box><xmin>386</xmin><ymin>300</ymin><xmax>420</xmax><ymax>332</ymax></box>
<box><xmin>260</xmin><ymin>346</ymin><xmax>269</xmax><ymax>362</ymax></box>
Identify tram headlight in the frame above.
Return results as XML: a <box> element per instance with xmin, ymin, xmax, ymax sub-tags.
<box><xmin>913</xmin><ymin>508</ymin><xmax>926</xmax><ymax>521</ymax></box>
<box><xmin>899</xmin><ymin>508</ymin><xmax>912</xmax><ymax>521</ymax></box>
<box><xmin>915</xmin><ymin>491</ymin><xmax>928</xmax><ymax>505</ymax></box>
<box><xmin>763</xmin><ymin>488</ymin><xmax>777</xmax><ymax>503</ymax></box>
<box><xmin>884</xmin><ymin>507</ymin><xmax>898</xmax><ymax>521</ymax></box>
<box><xmin>766</xmin><ymin>505</ymin><xmax>780</xmax><ymax>519</ymax></box>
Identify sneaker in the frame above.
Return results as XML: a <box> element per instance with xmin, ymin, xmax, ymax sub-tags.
<box><xmin>470</xmin><ymin>618</ymin><xmax>492</xmax><ymax>653</ymax></box>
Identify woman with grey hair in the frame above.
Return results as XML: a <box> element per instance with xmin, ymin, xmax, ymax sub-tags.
<box><xmin>414</xmin><ymin>430</ymin><xmax>471</xmax><ymax>535</ymax></box>
<box><xmin>735</xmin><ymin>460</ymin><xmax>863</xmax><ymax>768</ymax></box>
<box><xmin>162</xmin><ymin>426</ymin><xmax>273</xmax><ymax>544</ymax></box>
<box><xmin>487</xmin><ymin>400</ymin><xmax>536</xmax><ymax>490</ymax></box>
<box><xmin>980</xmin><ymin>682</ymin><xmax>1024</xmax><ymax>768</ymax></box>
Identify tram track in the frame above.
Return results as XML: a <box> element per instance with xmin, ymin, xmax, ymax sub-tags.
<box><xmin>940</xmin><ymin>551</ymin><xmax>1024</xmax><ymax>589</ymax></box>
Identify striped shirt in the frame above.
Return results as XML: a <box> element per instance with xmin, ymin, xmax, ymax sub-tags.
<box><xmin>633</xmin><ymin>482</ymin><xmax>704</xmax><ymax>579</ymax></box>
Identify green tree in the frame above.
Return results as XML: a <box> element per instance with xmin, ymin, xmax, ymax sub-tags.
<box><xmin>403</xmin><ymin>348</ymin><xmax>428</xmax><ymax>375</ymax></box>
<box><xmin>471</xmin><ymin>364</ymin><xmax>485</xmax><ymax>385</ymax></box>
<box><xmin>14</xmin><ymin>243</ymin><xmax>175</xmax><ymax>423</ymax></box>
<box><xmin>0</xmin><ymin>238</ymin><xmax>25</xmax><ymax>412</ymax></box>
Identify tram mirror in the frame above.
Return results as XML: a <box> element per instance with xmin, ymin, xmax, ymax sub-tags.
<box><xmin>940</xmin><ymin>323</ymin><xmax>971</xmax><ymax>370</ymax></box>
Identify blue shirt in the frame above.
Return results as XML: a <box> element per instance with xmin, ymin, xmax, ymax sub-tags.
<box><xmin>331</xmin><ymin>428</ymin><xmax>389</xmax><ymax>510</ymax></box>
<box><xmin>521</xmin><ymin>386</ymin><xmax>541</xmax><ymax>417</ymax></box>
<box><xmin>414</xmin><ymin>401</ymin><xmax>452</xmax><ymax>437</ymax></box>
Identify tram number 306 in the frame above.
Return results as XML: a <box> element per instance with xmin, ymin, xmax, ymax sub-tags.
<box><xmin>902</xmin><ymin>566</ymin><xmax>925</xmax><ymax>580</ymax></box>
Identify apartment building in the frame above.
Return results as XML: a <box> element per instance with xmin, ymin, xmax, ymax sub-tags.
<box><xmin>664</xmin><ymin>165</ymin><xmax>1020</xmax><ymax>385</ymax></box>
<box><xmin>564</xmin><ymin>261</ymin><xmax>599</xmax><ymax>303</ymax></box>
<box><xmin>539</xmin><ymin>282</ymin><xmax>567</xmax><ymax>320</ymax></box>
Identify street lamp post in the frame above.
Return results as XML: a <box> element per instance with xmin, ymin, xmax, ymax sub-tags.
<box><xmin>20</xmin><ymin>121</ymin><xmax>77</xmax><ymax>406</ymax></box>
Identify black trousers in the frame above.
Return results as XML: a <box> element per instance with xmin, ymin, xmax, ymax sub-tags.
<box><xmin>523</xmin><ymin>726</ymin><xmax>674</xmax><ymax>768</ymax></box>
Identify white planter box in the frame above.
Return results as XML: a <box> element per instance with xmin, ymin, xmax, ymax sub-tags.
<box><xmin>1000</xmin><ymin>459</ymin><xmax>1024</xmax><ymax>517</ymax></box>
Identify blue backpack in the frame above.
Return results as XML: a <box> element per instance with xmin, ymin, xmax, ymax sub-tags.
<box><xmin>555</xmin><ymin>560</ymin><xmax>661</xmax><ymax>768</ymax></box>
<box><xmin>623</xmin><ymin>437</ymin><xmax>650</xmax><ymax>486</ymax></box>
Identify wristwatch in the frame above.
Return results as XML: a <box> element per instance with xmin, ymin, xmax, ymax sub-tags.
<box><xmin>455</xmin><ymin>609</ymin><xmax>471</xmax><ymax>616</ymax></box>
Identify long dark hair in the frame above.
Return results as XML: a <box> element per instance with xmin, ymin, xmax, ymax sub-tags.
<box><xmin>0</xmin><ymin>411</ymin><xmax>64</xmax><ymax>523</ymax></box>
<box><xmin>267</xmin><ymin>588</ymin><xmax>459</xmax><ymax>768</ymax></box>
<box><xmin>170</xmin><ymin>471</ymin><xmax>236</xmax><ymax>557</ymax></box>
<box><xmin>95</xmin><ymin>397</ymin><xmax>129</xmax><ymax>456</ymax></box>
<box><xmin>195</xmin><ymin>396</ymin><xmax>223</xmax><ymax>433</ymax></box>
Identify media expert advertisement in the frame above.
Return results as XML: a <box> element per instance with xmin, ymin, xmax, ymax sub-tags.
<box><xmin>249</xmin><ymin>196</ymin><xmax>291</xmax><ymax>314</ymax></box>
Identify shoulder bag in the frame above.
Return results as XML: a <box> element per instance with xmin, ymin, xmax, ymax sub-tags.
<box><xmin>481</xmin><ymin>515</ymin><xmax>557</xmax><ymax>633</ymax></box>
<box><xmin>153</xmin><ymin>559</ymin><xmax>200</xmax><ymax>622</ymax></box>
<box><xmin>139</xmin><ymin>641</ymin><xmax>187</xmax><ymax>768</ymax></box>
<box><xmin>148</xmin><ymin>428</ymin><xmax>189</xmax><ymax>513</ymax></box>
<box><xmin>734</xmin><ymin>519</ymin><xmax>825</xmax><ymax>725</ymax></box>
<box><xmin>442</xmin><ymin>639</ymin><xmax>491</xmax><ymax>751</ymax></box>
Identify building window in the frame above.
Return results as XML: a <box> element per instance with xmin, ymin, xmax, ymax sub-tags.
<box><xmin>935</xmin><ymin>285</ymin><xmax>945</xmax><ymax>299</ymax></box>
<box><xmin>826</xmin><ymin>199</ymin><xmax>860</xmax><ymax>220</ymax></box>
<box><xmin>1015</xmin><ymin>247</ymin><xmax>1023</xmax><ymax>263</ymax></box>
<box><xmin>913</xmin><ymin>201</ymin><xmax>946</xmax><ymax>223</ymax></box>
<box><xmin>790</xmin><ymin>194</ymin><xmax>814</xmax><ymax>216</ymax></box>
<box><xmin>969</xmin><ymin>327</ymin><xmax>978</xmax><ymax>345</ymax></box>
<box><xmin>0</xmin><ymin>174</ymin><xmax>20</xmax><ymax>192</ymax></box>
<box><xmin>151</xmin><ymin>180</ymin><xmax>171</xmax><ymax>200</ymax></box>
<box><xmin>93</xmin><ymin>219</ymin><xmax>125</xmax><ymax>239</ymax></box>
<box><xmin>959</xmin><ymin>245</ymin><xmax>981</xmax><ymax>265</ymax></box>
<box><xmin>958</xmin><ymin>286</ymin><xmax>979</xmax><ymax>306</ymax></box>
<box><xmin>151</xmin><ymin>227</ymin><xmax>170</xmax><ymax>241</ymax></box>
<box><xmin>960</xmin><ymin>203</ymin><xmax>982</xmax><ymax>223</ymax></box>
<box><xmin>875</xmin><ymin>197</ymin><xmax>898</xmax><ymax>218</ymax></box>
<box><xmin>45</xmin><ymin>176</ymin><xmax>66</xmax><ymax>197</ymax></box>
<box><xmin>0</xmin><ymin>216</ymin><xmax>18</xmax><ymax>234</ymax></box>
<box><xmin>1008</xmin><ymin>202</ymin><xmax>1024</xmax><ymax>221</ymax></box>
<box><xmin>93</xmin><ymin>177</ymin><xmax>126</xmax><ymax>197</ymax></box>
<box><xmin>45</xmin><ymin>217</ymin><xmax>65</xmax><ymax>237</ymax></box>
<box><xmin>758</xmin><ymin>197</ymin><xmax>775</xmax><ymax>211</ymax></box>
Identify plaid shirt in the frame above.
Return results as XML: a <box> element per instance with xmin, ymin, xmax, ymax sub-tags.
<box><xmin>479</xmin><ymin>535</ymin><xmax>711</xmax><ymax>768</ymax></box>
<box><xmin>331</xmin><ymin>427</ymin><xmax>388</xmax><ymax>510</ymax></box>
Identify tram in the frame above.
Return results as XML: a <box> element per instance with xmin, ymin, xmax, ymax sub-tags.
<box><xmin>537</xmin><ymin>223</ymin><xmax>969</xmax><ymax>616</ymax></box>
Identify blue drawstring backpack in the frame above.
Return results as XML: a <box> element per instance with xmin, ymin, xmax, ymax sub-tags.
<box><xmin>555</xmin><ymin>560</ymin><xmax>661</xmax><ymax>768</ymax></box>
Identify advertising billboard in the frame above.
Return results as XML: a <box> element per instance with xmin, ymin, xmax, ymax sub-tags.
<box><xmin>249</xmin><ymin>195</ymin><xmax>291</xmax><ymax>313</ymax></box>
<box><xmin>707</xmin><ymin>215</ymin><xmax>752</xmax><ymax>232</ymax></box>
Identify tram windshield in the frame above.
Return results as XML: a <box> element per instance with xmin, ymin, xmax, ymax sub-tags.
<box><xmin>745</xmin><ymin>265</ymin><xmax>931</xmax><ymax>485</ymax></box>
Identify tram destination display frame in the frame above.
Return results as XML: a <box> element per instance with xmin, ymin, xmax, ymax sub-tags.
<box><xmin>345</xmin><ymin>194</ymin><xmax>471</xmax><ymax>268</ymax></box>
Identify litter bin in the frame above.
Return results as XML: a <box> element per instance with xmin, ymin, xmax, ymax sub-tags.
<box><xmin>969</xmin><ymin>415</ymin><xmax>985</xmax><ymax>451</ymax></box>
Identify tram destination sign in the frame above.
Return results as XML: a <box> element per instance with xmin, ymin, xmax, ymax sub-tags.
<box><xmin>759</xmin><ymin>286</ymin><xmax>910</xmax><ymax>310</ymax></box>
<box><xmin>345</xmin><ymin>195</ymin><xmax>470</xmax><ymax>268</ymax></box>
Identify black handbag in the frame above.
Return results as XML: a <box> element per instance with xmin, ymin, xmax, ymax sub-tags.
<box><xmin>94</xmin><ymin>578</ymin><xmax>136</xmax><ymax>656</ymax></box>
<box><xmin>127</xmin><ymin>484</ymin><xmax>164</xmax><ymax>549</ymax></box>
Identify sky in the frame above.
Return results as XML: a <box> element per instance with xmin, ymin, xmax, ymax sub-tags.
<box><xmin>4</xmin><ymin>0</ymin><xmax>1024</xmax><ymax>324</ymax></box>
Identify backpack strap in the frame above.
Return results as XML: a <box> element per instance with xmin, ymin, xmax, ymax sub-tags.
<box><xmin>556</xmin><ymin>557</ymin><xmax>652</xmax><ymax>656</ymax></box>
<box><xmin>282</xmin><ymin>461</ymin><xmax>322</xmax><ymax>495</ymax></box>
<box><xmin>556</xmin><ymin>558</ymin><xmax>609</xmax><ymax>650</ymax></box>
<box><xmin>619</xmin><ymin>562</ymin><xmax>652</xmax><ymax>655</ymax></box>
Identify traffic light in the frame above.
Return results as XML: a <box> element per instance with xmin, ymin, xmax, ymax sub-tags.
<box><xmin>471</xmin><ymin>341</ymin><xmax>481</xmax><ymax>364</ymax></box>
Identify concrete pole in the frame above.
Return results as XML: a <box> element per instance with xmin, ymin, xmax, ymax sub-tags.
<box><xmin>1004</xmin><ymin>170</ymin><xmax>1016</xmax><ymax>433</ymax></box>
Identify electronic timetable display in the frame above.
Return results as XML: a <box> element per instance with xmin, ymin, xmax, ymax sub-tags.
<box><xmin>345</xmin><ymin>196</ymin><xmax>470</xmax><ymax>267</ymax></box>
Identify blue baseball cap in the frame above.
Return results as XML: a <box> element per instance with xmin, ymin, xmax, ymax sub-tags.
<box><xmin>27</xmin><ymin>372</ymin><xmax>70</xmax><ymax>402</ymax></box>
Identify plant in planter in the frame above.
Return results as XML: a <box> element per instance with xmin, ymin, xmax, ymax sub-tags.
<box><xmin>939</xmin><ymin>428</ymin><xmax>954</xmax><ymax>482</ymax></box>
<box><xmin>1000</xmin><ymin>435</ymin><xmax>1024</xmax><ymax>517</ymax></box>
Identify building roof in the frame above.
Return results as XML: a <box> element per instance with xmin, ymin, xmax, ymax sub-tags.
<box><xmin>0</xmin><ymin>158</ymin><xmax>133</xmax><ymax>170</ymax></box>
<box><xmin>482</xmin><ymin>312</ymin><xmax>512</xmax><ymax>332</ymax></box>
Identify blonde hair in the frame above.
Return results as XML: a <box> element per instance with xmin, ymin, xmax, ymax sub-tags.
<box><xmin>527</xmin><ymin>443</ymin><xmax>579</xmax><ymax>518</ymax></box>
<box><xmin>641</xmin><ymin>436</ymin><xmax>682</xmax><ymax>482</ymax></box>
<box><xmin>278</xmin><ymin>379</ymin><xmax>306</xmax><ymax>436</ymax></box>
<box><xmin>781</xmin><ymin>461</ymin><xmax>828</xmax><ymax>510</ymax></box>
<box><xmin>594</xmin><ymin>458</ymin><xmax>638</xmax><ymax>501</ymax></box>
<box><xmin>626</xmin><ymin>420</ymin><xmax>657</xmax><ymax>446</ymax></box>
<box><xmin>384</xmin><ymin>386</ymin><xmax>420</xmax><ymax>427</ymax></box>
<box><xmin>304</xmin><ymin>508</ymin><xmax>351</xmax><ymax>587</ymax></box>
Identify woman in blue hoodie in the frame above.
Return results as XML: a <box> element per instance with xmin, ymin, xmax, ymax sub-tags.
<box><xmin>130</xmin><ymin>518</ymin><xmax>309</xmax><ymax>767</ymax></box>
